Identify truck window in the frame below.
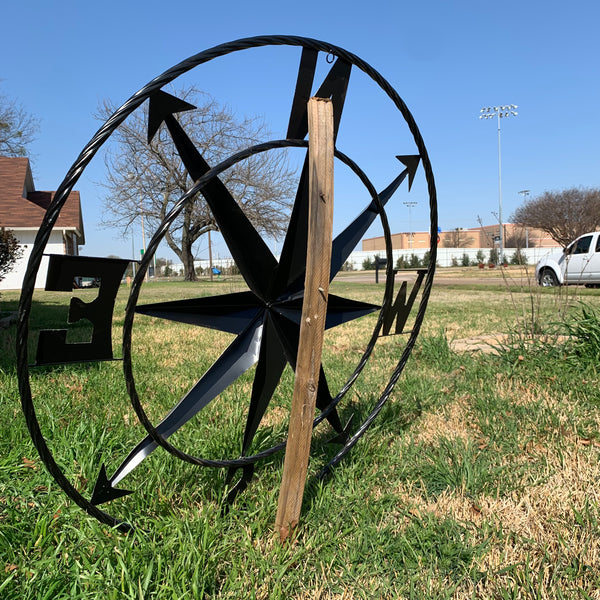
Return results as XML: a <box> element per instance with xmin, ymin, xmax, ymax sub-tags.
<box><xmin>596</xmin><ymin>235</ymin><xmax>600</xmax><ymax>253</ymax></box>
<box><xmin>573</xmin><ymin>235</ymin><xmax>592</xmax><ymax>255</ymax></box>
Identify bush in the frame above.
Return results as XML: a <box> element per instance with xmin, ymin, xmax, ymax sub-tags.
<box><xmin>0</xmin><ymin>228</ymin><xmax>23</xmax><ymax>289</ymax></box>
<box><xmin>510</xmin><ymin>249</ymin><xmax>528</xmax><ymax>266</ymax></box>
<box><xmin>395</xmin><ymin>255</ymin><xmax>407</xmax><ymax>270</ymax></box>
<box><xmin>409</xmin><ymin>253</ymin><xmax>421</xmax><ymax>268</ymax></box>
<box><xmin>476</xmin><ymin>250</ymin><xmax>485</xmax><ymax>264</ymax></box>
<box><xmin>421</xmin><ymin>251</ymin><xmax>431</xmax><ymax>268</ymax></box>
<box><xmin>488</xmin><ymin>248</ymin><xmax>499</xmax><ymax>265</ymax></box>
<box><xmin>362</xmin><ymin>256</ymin><xmax>376</xmax><ymax>270</ymax></box>
<box><xmin>461</xmin><ymin>253</ymin><xmax>470</xmax><ymax>267</ymax></box>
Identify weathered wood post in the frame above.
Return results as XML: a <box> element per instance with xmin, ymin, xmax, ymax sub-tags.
<box><xmin>275</xmin><ymin>97</ymin><xmax>335</xmax><ymax>542</ymax></box>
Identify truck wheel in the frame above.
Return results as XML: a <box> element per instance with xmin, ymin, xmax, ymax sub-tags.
<box><xmin>539</xmin><ymin>268</ymin><xmax>559</xmax><ymax>287</ymax></box>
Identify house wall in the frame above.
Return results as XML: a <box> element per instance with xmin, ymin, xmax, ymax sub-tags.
<box><xmin>0</xmin><ymin>229</ymin><xmax>66</xmax><ymax>290</ymax></box>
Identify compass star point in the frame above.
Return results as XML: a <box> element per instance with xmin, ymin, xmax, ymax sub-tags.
<box><xmin>147</xmin><ymin>90</ymin><xmax>197</xmax><ymax>144</ymax></box>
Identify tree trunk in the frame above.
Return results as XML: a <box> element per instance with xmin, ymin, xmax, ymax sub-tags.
<box><xmin>181</xmin><ymin>243</ymin><xmax>197</xmax><ymax>281</ymax></box>
<box><xmin>181</xmin><ymin>204</ymin><xmax>197</xmax><ymax>281</ymax></box>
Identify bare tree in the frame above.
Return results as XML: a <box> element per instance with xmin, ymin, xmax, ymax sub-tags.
<box><xmin>0</xmin><ymin>89</ymin><xmax>39</xmax><ymax>157</ymax></box>
<box><xmin>442</xmin><ymin>228</ymin><xmax>474</xmax><ymax>248</ymax></box>
<box><xmin>511</xmin><ymin>187</ymin><xmax>600</xmax><ymax>247</ymax></box>
<box><xmin>98</xmin><ymin>86</ymin><xmax>296</xmax><ymax>280</ymax></box>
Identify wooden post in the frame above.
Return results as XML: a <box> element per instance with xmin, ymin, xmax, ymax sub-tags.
<box><xmin>275</xmin><ymin>97</ymin><xmax>334</xmax><ymax>542</ymax></box>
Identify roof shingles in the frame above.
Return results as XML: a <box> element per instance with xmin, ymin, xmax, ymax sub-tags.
<box><xmin>0</xmin><ymin>157</ymin><xmax>84</xmax><ymax>242</ymax></box>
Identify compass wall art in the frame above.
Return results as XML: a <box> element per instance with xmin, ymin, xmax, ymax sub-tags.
<box><xmin>16</xmin><ymin>36</ymin><xmax>438</xmax><ymax>534</ymax></box>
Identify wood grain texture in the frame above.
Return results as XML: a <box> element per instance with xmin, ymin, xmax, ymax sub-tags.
<box><xmin>276</xmin><ymin>97</ymin><xmax>334</xmax><ymax>542</ymax></box>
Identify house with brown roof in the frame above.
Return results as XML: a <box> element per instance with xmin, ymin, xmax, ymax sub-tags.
<box><xmin>0</xmin><ymin>156</ymin><xmax>84</xmax><ymax>290</ymax></box>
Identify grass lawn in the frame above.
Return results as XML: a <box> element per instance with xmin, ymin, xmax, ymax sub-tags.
<box><xmin>1</xmin><ymin>275</ymin><xmax>600</xmax><ymax>598</ymax></box>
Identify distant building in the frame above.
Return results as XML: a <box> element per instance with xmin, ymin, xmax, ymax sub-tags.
<box><xmin>0</xmin><ymin>157</ymin><xmax>84</xmax><ymax>290</ymax></box>
<box><xmin>362</xmin><ymin>223</ymin><xmax>560</xmax><ymax>252</ymax></box>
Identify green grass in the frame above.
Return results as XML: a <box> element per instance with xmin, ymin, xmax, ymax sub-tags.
<box><xmin>1</xmin><ymin>279</ymin><xmax>600</xmax><ymax>598</ymax></box>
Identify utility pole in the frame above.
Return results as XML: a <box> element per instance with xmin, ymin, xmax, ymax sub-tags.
<box><xmin>208</xmin><ymin>229</ymin><xmax>214</xmax><ymax>281</ymax></box>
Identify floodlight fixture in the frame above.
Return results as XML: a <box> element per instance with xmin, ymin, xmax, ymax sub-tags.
<box><xmin>478</xmin><ymin>103</ymin><xmax>519</xmax><ymax>264</ymax></box>
<box><xmin>403</xmin><ymin>200</ymin><xmax>418</xmax><ymax>249</ymax></box>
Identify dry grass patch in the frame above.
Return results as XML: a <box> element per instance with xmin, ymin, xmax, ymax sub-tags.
<box><xmin>413</xmin><ymin>398</ymin><xmax>476</xmax><ymax>446</ymax></box>
<box><xmin>256</xmin><ymin>405</ymin><xmax>289</xmax><ymax>430</ymax></box>
<box><xmin>383</xmin><ymin>441</ymin><xmax>600</xmax><ymax>597</ymax></box>
<box><xmin>294</xmin><ymin>592</ymin><xmax>356</xmax><ymax>600</ymax></box>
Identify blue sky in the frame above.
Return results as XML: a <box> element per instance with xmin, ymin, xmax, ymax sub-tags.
<box><xmin>2</xmin><ymin>0</ymin><xmax>599</xmax><ymax>262</ymax></box>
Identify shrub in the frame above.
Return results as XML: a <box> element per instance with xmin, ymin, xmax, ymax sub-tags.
<box><xmin>0</xmin><ymin>228</ymin><xmax>23</xmax><ymax>290</ymax></box>
<box><xmin>395</xmin><ymin>255</ymin><xmax>407</xmax><ymax>270</ymax></box>
<box><xmin>409</xmin><ymin>253</ymin><xmax>421</xmax><ymax>268</ymax></box>
<box><xmin>461</xmin><ymin>253</ymin><xmax>470</xmax><ymax>267</ymax></box>
<box><xmin>362</xmin><ymin>256</ymin><xmax>376</xmax><ymax>270</ymax></box>
<box><xmin>510</xmin><ymin>249</ymin><xmax>528</xmax><ymax>266</ymax></box>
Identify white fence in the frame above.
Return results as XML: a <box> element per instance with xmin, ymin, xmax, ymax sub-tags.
<box><xmin>167</xmin><ymin>247</ymin><xmax>555</xmax><ymax>276</ymax></box>
<box><xmin>344</xmin><ymin>247</ymin><xmax>554</xmax><ymax>270</ymax></box>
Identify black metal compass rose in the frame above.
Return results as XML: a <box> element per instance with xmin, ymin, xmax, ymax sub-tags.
<box><xmin>17</xmin><ymin>36</ymin><xmax>437</xmax><ymax>532</ymax></box>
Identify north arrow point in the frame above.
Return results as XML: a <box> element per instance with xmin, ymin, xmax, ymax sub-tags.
<box><xmin>395</xmin><ymin>155</ymin><xmax>421</xmax><ymax>192</ymax></box>
<box><xmin>90</xmin><ymin>464</ymin><xmax>134</xmax><ymax>505</ymax></box>
<box><xmin>147</xmin><ymin>90</ymin><xmax>197</xmax><ymax>144</ymax></box>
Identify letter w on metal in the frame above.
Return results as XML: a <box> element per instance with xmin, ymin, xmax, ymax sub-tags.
<box><xmin>381</xmin><ymin>269</ymin><xmax>427</xmax><ymax>337</ymax></box>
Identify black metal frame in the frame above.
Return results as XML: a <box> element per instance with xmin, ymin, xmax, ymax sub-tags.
<box><xmin>16</xmin><ymin>36</ymin><xmax>438</xmax><ymax>532</ymax></box>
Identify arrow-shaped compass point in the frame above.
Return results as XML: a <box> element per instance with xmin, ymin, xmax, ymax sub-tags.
<box><xmin>90</xmin><ymin>464</ymin><xmax>134</xmax><ymax>506</ymax></box>
<box><xmin>147</xmin><ymin>90</ymin><xmax>197</xmax><ymax>144</ymax></box>
<box><xmin>327</xmin><ymin>413</ymin><xmax>354</xmax><ymax>445</ymax></box>
<box><xmin>395</xmin><ymin>155</ymin><xmax>421</xmax><ymax>192</ymax></box>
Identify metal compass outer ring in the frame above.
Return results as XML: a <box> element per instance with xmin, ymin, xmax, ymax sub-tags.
<box><xmin>16</xmin><ymin>36</ymin><xmax>438</xmax><ymax>531</ymax></box>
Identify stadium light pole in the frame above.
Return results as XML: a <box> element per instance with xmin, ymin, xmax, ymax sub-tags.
<box><xmin>403</xmin><ymin>200</ymin><xmax>418</xmax><ymax>249</ymax></box>
<box><xmin>480</xmin><ymin>104</ymin><xmax>518</xmax><ymax>264</ymax></box>
<box><xmin>518</xmin><ymin>189</ymin><xmax>530</xmax><ymax>248</ymax></box>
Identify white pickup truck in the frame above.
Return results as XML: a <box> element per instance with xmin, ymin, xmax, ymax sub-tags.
<box><xmin>535</xmin><ymin>231</ymin><xmax>600</xmax><ymax>287</ymax></box>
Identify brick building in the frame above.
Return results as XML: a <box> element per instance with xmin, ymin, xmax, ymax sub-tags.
<box><xmin>362</xmin><ymin>223</ymin><xmax>560</xmax><ymax>252</ymax></box>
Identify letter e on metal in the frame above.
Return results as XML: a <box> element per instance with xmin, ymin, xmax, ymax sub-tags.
<box><xmin>35</xmin><ymin>255</ymin><xmax>130</xmax><ymax>365</ymax></box>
